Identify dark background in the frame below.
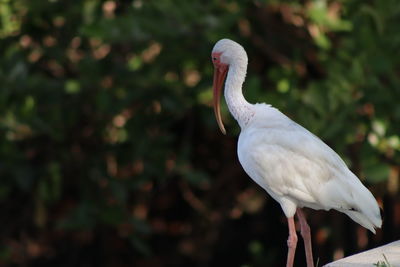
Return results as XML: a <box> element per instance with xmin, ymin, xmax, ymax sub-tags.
<box><xmin>0</xmin><ymin>0</ymin><xmax>399</xmax><ymax>266</ymax></box>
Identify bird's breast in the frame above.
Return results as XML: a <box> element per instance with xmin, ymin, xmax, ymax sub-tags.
<box><xmin>237</xmin><ymin>128</ymin><xmax>275</xmax><ymax>190</ymax></box>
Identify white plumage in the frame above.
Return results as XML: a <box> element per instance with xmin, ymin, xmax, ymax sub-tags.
<box><xmin>238</xmin><ymin>103</ymin><xmax>381</xmax><ymax>232</ymax></box>
<box><xmin>211</xmin><ymin>39</ymin><xmax>382</xmax><ymax>267</ymax></box>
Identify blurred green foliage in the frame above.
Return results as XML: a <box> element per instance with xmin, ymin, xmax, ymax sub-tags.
<box><xmin>0</xmin><ymin>0</ymin><xmax>399</xmax><ymax>266</ymax></box>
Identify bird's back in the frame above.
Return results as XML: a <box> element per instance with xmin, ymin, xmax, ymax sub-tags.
<box><xmin>237</xmin><ymin>103</ymin><xmax>382</xmax><ymax>232</ymax></box>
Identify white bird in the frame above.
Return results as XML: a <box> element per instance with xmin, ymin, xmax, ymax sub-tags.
<box><xmin>211</xmin><ymin>39</ymin><xmax>382</xmax><ymax>267</ymax></box>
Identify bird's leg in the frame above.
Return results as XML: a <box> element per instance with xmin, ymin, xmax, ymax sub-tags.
<box><xmin>286</xmin><ymin>217</ymin><xmax>298</xmax><ymax>267</ymax></box>
<box><xmin>296</xmin><ymin>208</ymin><xmax>314</xmax><ymax>267</ymax></box>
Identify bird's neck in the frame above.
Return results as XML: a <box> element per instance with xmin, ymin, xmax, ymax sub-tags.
<box><xmin>224</xmin><ymin>63</ymin><xmax>254</xmax><ymax>128</ymax></box>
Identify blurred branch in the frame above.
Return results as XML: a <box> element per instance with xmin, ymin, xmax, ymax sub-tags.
<box><xmin>179</xmin><ymin>181</ymin><xmax>209</xmax><ymax>217</ymax></box>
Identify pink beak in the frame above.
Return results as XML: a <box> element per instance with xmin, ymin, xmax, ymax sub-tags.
<box><xmin>213</xmin><ymin>65</ymin><xmax>228</xmax><ymax>135</ymax></box>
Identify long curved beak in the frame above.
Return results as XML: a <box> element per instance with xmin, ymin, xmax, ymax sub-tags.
<box><xmin>213</xmin><ymin>65</ymin><xmax>228</xmax><ymax>135</ymax></box>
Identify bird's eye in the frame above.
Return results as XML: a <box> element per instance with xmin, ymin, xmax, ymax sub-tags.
<box><xmin>213</xmin><ymin>57</ymin><xmax>217</xmax><ymax>61</ymax></box>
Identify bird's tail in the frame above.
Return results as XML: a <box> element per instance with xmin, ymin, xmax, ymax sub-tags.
<box><xmin>343</xmin><ymin>179</ymin><xmax>382</xmax><ymax>233</ymax></box>
<box><xmin>343</xmin><ymin>210</ymin><xmax>381</xmax><ymax>233</ymax></box>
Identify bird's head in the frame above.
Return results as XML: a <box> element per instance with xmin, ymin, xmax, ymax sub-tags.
<box><xmin>211</xmin><ymin>39</ymin><xmax>247</xmax><ymax>135</ymax></box>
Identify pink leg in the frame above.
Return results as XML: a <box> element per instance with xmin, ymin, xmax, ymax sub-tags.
<box><xmin>286</xmin><ymin>217</ymin><xmax>298</xmax><ymax>267</ymax></box>
<box><xmin>296</xmin><ymin>209</ymin><xmax>314</xmax><ymax>267</ymax></box>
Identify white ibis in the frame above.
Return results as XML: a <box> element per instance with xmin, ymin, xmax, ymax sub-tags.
<box><xmin>211</xmin><ymin>39</ymin><xmax>382</xmax><ymax>267</ymax></box>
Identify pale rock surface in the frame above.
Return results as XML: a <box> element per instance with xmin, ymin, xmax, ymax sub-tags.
<box><xmin>324</xmin><ymin>240</ymin><xmax>400</xmax><ymax>267</ymax></box>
